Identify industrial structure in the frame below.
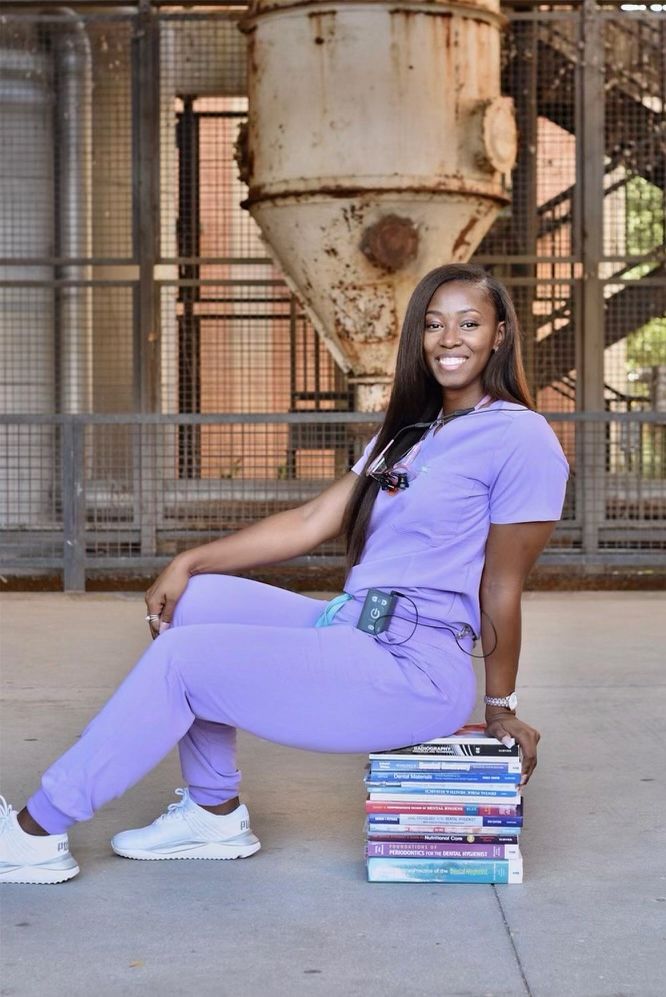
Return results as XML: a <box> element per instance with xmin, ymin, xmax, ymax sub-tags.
<box><xmin>0</xmin><ymin>0</ymin><xmax>664</xmax><ymax>588</ymax></box>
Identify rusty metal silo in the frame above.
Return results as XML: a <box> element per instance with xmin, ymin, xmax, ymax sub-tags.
<box><xmin>240</xmin><ymin>0</ymin><xmax>517</xmax><ymax>410</ymax></box>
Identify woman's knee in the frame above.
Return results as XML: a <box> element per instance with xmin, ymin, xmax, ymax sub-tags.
<box><xmin>171</xmin><ymin>573</ymin><xmax>235</xmax><ymax>627</ymax></box>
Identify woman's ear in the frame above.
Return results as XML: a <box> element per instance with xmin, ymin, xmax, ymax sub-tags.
<box><xmin>494</xmin><ymin>321</ymin><xmax>506</xmax><ymax>351</ymax></box>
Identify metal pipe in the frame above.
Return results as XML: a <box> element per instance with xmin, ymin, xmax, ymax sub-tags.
<box><xmin>0</xmin><ymin>27</ymin><xmax>55</xmax><ymax>526</ymax></box>
<box><xmin>52</xmin><ymin>7</ymin><xmax>93</xmax><ymax>414</ymax></box>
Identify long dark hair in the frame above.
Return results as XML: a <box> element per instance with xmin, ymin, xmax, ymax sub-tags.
<box><xmin>343</xmin><ymin>263</ymin><xmax>535</xmax><ymax>572</ymax></box>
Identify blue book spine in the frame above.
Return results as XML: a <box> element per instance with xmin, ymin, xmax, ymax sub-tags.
<box><xmin>367</xmin><ymin>785</ymin><xmax>520</xmax><ymax>798</ymax></box>
<box><xmin>370</xmin><ymin>760</ymin><xmax>520</xmax><ymax>775</ymax></box>
<box><xmin>366</xmin><ymin>857</ymin><xmax>523</xmax><ymax>884</ymax></box>
<box><xmin>367</xmin><ymin>815</ymin><xmax>524</xmax><ymax>827</ymax></box>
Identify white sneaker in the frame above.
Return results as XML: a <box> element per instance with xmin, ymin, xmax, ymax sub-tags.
<box><xmin>0</xmin><ymin>797</ymin><xmax>79</xmax><ymax>884</ymax></box>
<box><xmin>110</xmin><ymin>788</ymin><xmax>261</xmax><ymax>861</ymax></box>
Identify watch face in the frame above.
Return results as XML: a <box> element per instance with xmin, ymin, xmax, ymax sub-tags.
<box><xmin>508</xmin><ymin>693</ymin><xmax>518</xmax><ymax>710</ymax></box>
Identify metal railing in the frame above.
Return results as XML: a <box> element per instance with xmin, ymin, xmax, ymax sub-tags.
<box><xmin>1</xmin><ymin>412</ymin><xmax>664</xmax><ymax>590</ymax></box>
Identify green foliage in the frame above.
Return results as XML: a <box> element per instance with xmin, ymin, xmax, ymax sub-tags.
<box><xmin>627</xmin><ymin>318</ymin><xmax>666</xmax><ymax>372</ymax></box>
<box><xmin>625</xmin><ymin>175</ymin><xmax>663</xmax><ymax>260</ymax></box>
<box><xmin>623</xmin><ymin>175</ymin><xmax>665</xmax><ymax>376</ymax></box>
<box><xmin>618</xmin><ymin>176</ymin><xmax>666</xmax><ymax>476</ymax></box>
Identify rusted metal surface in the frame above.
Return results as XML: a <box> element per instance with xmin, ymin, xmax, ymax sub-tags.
<box><xmin>241</xmin><ymin>0</ymin><xmax>516</xmax><ymax>410</ymax></box>
<box><xmin>244</xmin><ymin>179</ymin><xmax>510</xmax><ymax>203</ymax></box>
<box><xmin>245</xmin><ymin>1</ymin><xmax>505</xmax><ymax>29</ymax></box>
<box><xmin>233</xmin><ymin>119</ymin><xmax>251</xmax><ymax>186</ymax></box>
<box><xmin>360</xmin><ymin>215</ymin><xmax>419</xmax><ymax>272</ymax></box>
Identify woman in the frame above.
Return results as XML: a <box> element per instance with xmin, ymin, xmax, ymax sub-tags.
<box><xmin>0</xmin><ymin>263</ymin><xmax>568</xmax><ymax>884</ymax></box>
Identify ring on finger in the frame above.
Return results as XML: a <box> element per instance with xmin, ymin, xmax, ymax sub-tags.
<box><xmin>145</xmin><ymin>614</ymin><xmax>161</xmax><ymax>622</ymax></box>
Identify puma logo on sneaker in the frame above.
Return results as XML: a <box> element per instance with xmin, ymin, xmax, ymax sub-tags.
<box><xmin>0</xmin><ymin>796</ymin><xmax>80</xmax><ymax>884</ymax></box>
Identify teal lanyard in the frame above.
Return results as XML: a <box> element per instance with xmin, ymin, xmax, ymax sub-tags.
<box><xmin>314</xmin><ymin>592</ymin><xmax>352</xmax><ymax>627</ymax></box>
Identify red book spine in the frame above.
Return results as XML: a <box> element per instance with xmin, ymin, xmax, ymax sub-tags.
<box><xmin>365</xmin><ymin>801</ymin><xmax>520</xmax><ymax>817</ymax></box>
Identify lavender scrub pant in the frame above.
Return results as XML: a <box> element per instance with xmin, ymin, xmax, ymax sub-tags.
<box><xmin>27</xmin><ymin>575</ymin><xmax>476</xmax><ymax>834</ymax></box>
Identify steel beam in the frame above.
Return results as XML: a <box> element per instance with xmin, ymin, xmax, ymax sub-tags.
<box><xmin>133</xmin><ymin>0</ymin><xmax>160</xmax><ymax>557</ymax></box>
<box><xmin>61</xmin><ymin>420</ymin><xmax>86</xmax><ymax>591</ymax></box>
<box><xmin>578</xmin><ymin>0</ymin><xmax>606</xmax><ymax>558</ymax></box>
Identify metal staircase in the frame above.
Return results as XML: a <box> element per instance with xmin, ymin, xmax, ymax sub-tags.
<box><xmin>477</xmin><ymin>5</ymin><xmax>666</xmax><ymax>396</ymax></box>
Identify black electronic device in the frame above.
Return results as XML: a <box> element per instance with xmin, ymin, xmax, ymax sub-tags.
<box><xmin>356</xmin><ymin>588</ymin><xmax>397</xmax><ymax>635</ymax></box>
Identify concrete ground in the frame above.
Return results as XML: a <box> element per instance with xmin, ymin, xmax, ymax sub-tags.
<box><xmin>0</xmin><ymin>590</ymin><xmax>664</xmax><ymax>997</ymax></box>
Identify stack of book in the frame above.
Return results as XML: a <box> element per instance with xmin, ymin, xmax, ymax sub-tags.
<box><xmin>365</xmin><ymin>724</ymin><xmax>523</xmax><ymax>884</ymax></box>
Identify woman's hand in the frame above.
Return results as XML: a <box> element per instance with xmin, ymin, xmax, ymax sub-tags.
<box><xmin>144</xmin><ymin>555</ymin><xmax>192</xmax><ymax>639</ymax></box>
<box><xmin>484</xmin><ymin>709</ymin><xmax>541</xmax><ymax>789</ymax></box>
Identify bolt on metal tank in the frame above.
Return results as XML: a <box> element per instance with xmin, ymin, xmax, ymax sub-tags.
<box><xmin>240</xmin><ymin>0</ymin><xmax>517</xmax><ymax>411</ymax></box>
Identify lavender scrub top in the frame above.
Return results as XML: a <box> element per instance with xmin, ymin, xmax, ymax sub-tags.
<box><xmin>345</xmin><ymin>399</ymin><xmax>569</xmax><ymax>638</ymax></box>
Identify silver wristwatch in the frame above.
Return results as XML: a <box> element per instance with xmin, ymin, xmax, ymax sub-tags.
<box><xmin>484</xmin><ymin>692</ymin><xmax>518</xmax><ymax>711</ymax></box>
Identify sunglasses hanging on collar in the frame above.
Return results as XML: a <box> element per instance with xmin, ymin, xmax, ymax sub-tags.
<box><xmin>365</xmin><ymin>406</ymin><xmax>475</xmax><ymax>493</ymax></box>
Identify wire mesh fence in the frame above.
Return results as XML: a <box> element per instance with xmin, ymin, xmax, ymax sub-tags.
<box><xmin>0</xmin><ymin>1</ymin><xmax>664</xmax><ymax>585</ymax></box>
<box><xmin>1</xmin><ymin>412</ymin><xmax>665</xmax><ymax>588</ymax></box>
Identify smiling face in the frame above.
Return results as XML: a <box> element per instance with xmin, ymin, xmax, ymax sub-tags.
<box><xmin>423</xmin><ymin>280</ymin><xmax>505</xmax><ymax>413</ymax></box>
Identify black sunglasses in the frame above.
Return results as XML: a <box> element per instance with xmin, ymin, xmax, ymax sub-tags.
<box><xmin>365</xmin><ymin>407</ymin><xmax>475</xmax><ymax>492</ymax></box>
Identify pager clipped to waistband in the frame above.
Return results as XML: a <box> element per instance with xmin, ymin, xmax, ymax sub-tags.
<box><xmin>356</xmin><ymin>588</ymin><xmax>397</xmax><ymax>636</ymax></box>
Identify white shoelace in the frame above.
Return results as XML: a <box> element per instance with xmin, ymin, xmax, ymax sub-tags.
<box><xmin>156</xmin><ymin>788</ymin><xmax>190</xmax><ymax>823</ymax></box>
<box><xmin>0</xmin><ymin>796</ymin><xmax>16</xmax><ymax>832</ymax></box>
